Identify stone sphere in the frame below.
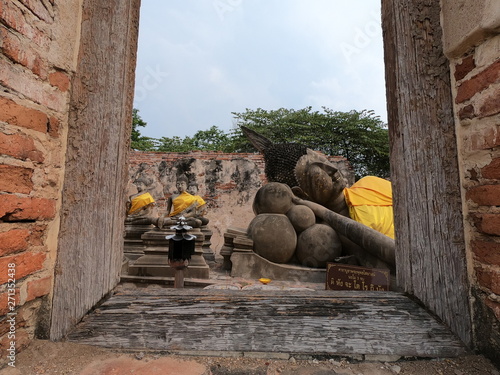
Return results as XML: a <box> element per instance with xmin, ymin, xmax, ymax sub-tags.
<box><xmin>252</xmin><ymin>182</ymin><xmax>293</xmax><ymax>215</ymax></box>
<box><xmin>248</xmin><ymin>214</ymin><xmax>297</xmax><ymax>264</ymax></box>
<box><xmin>286</xmin><ymin>205</ymin><xmax>316</xmax><ymax>233</ymax></box>
<box><xmin>296</xmin><ymin>224</ymin><xmax>342</xmax><ymax>268</ymax></box>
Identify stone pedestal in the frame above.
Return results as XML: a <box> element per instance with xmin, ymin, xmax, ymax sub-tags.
<box><xmin>220</xmin><ymin>227</ymin><xmax>250</xmax><ymax>271</ymax></box>
<box><xmin>230</xmin><ymin>252</ymin><xmax>326</xmax><ymax>283</ymax></box>
<box><xmin>127</xmin><ymin>227</ymin><xmax>209</xmax><ymax>279</ymax></box>
<box><xmin>201</xmin><ymin>227</ymin><xmax>215</xmax><ymax>264</ymax></box>
<box><xmin>123</xmin><ymin>224</ymin><xmax>154</xmax><ymax>261</ymax></box>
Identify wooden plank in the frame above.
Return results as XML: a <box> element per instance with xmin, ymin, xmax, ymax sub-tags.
<box><xmin>67</xmin><ymin>289</ymin><xmax>466</xmax><ymax>357</ymax></box>
<box><xmin>381</xmin><ymin>0</ymin><xmax>472</xmax><ymax>346</ymax></box>
<box><xmin>49</xmin><ymin>0</ymin><xmax>141</xmax><ymax>340</ymax></box>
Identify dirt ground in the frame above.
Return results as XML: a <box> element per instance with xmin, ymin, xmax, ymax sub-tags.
<box><xmin>0</xmin><ymin>339</ymin><xmax>498</xmax><ymax>375</ymax></box>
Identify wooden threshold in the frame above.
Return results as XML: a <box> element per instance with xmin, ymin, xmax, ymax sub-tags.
<box><xmin>66</xmin><ymin>288</ymin><xmax>467</xmax><ymax>358</ymax></box>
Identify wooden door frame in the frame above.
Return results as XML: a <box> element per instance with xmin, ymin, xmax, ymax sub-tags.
<box><xmin>381</xmin><ymin>0</ymin><xmax>471</xmax><ymax>346</ymax></box>
<box><xmin>50</xmin><ymin>0</ymin><xmax>473</xmax><ymax>348</ymax></box>
<box><xmin>49</xmin><ymin>0</ymin><xmax>141</xmax><ymax>340</ymax></box>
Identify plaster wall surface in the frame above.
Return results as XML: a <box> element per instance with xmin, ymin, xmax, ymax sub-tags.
<box><xmin>441</xmin><ymin>0</ymin><xmax>500</xmax><ymax>57</ymax></box>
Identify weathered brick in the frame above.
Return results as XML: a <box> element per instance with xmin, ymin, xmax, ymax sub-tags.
<box><xmin>26</xmin><ymin>276</ymin><xmax>52</xmax><ymax>302</ymax></box>
<box><xmin>0</xmin><ymin>287</ymin><xmax>20</xmax><ymax>316</ymax></box>
<box><xmin>458</xmin><ymin>104</ymin><xmax>475</xmax><ymax>120</ymax></box>
<box><xmin>476</xmin><ymin>214</ymin><xmax>500</xmax><ymax>236</ymax></box>
<box><xmin>475</xmin><ymin>265</ymin><xmax>500</xmax><ymax>294</ymax></box>
<box><xmin>48</xmin><ymin>71</ymin><xmax>70</xmax><ymax>92</ymax></box>
<box><xmin>0</xmin><ymin>326</ymin><xmax>30</xmax><ymax>356</ymax></box>
<box><xmin>454</xmin><ymin>55</ymin><xmax>476</xmax><ymax>81</ymax></box>
<box><xmin>478</xmin><ymin>85</ymin><xmax>500</xmax><ymax>118</ymax></box>
<box><xmin>0</xmin><ymin>57</ymin><xmax>66</xmax><ymax>113</ymax></box>
<box><xmin>472</xmin><ymin>240</ymin><xmax>500</xmax><ymax>265</ymax></box>
<box><xmin>18</xmin><ymin>0</ymin><xmax>54</xmax><ymax>23</ymax></box>
<box><xmin>0</xmin><ymin>0</ymin><xmax>50</xmax><ymax>49</ymax></box>
<box><xmin>482</xmin><ymin>158</ymin><xmax>500</xmax><ymax>179</ymax></box>
<box><xmin>0</xmin><ymin>133</ymin><xmax>44</xmax><ymax>162</ymax></box>
<box><xmin>0</xmin><ymin>97</ymin><xmax>48</xmax><ymax>133</ymax></box>
<box><xmin>48</xmin><ymin>116</ymin><xmax>60</xmax><ymax>138</ymax></box>
<box><xmin>0</xmin><ymin>26</ymin><xmax>48</xmax><ymax>79</ymax></box>
<box><xmin>28</xmin><ymin>225</ymin><xmax>46</xmax><ymax>246</ymax></box>
<box><xmin>456</xmin><ymin>60</ymin><xmax>500</xmax><ymax>103</ymax></box>
<box><xmin>0</xmin><ymin>165</ymin><xmax>33</xmax><ymax>194</ymax></box>
<box><xmin>485</xmin><ymin>298</ymin><xmax>500</xmax><ymax>321</ymax></box>
<box><xmin>0</xmin><ymin>195</ymin><xmax>56</xmax><ymax>221</ymax></box>
<box><xmin>466</xmin><ymin>185</ymin><xmax>500</xmax><ymax>206</ymax></box>
<box><xmin>0</xmin><ymin>229</ymin><xmax>30</xmax><ymax>256</ymax></box>
<box><xmin>0</xmin><ymin>251</ymin><xmax>46</xmax><ymax>284</ymax></box>
<box><xmin>469</xmin><ymin>126</ymin><xmax>500</xmax><ymax>150</ymax></box>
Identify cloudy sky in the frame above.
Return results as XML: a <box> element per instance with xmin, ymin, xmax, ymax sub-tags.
<box><xmin>133</xmin><ymin>0</ymin><xmax>386</xmax><ymax>139</ymax></box>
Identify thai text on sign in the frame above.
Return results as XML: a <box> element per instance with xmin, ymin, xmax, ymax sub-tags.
<box><xmin>325</xmin><ymin>263</ymin><xmax>390</xmax><ymax>291</ymax></box>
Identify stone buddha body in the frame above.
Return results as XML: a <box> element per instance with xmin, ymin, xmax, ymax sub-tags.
<box><xmin>158</xmin><ymin>175</ymin><xmax>209</xmax><ymax>228</ymax></box>
<box><xmin>125</xmin><ymin>177</ymin><xmax>156</xmax><ymax>224</ymax></box>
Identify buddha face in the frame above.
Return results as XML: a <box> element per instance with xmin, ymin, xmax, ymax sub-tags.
<box><xmin>176</xmin><ymin>180</ymin><xmax>187</xmax><ymax>193</ymax></box>
<box><xmin>187</xmin><ymin>184</ymin><xmax>198</xmax><ymax>195</ymax></box>
<box><xmin>135</xmin><ymin>180</ymin><xmax>146</xmax><ymax>193</ymax></box>
<box><xmin>294</xmin><ymin>149</ymin><xmax>347</xmax><ymax>209</ymax></box>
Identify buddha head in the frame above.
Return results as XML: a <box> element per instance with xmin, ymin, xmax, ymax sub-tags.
<box><xmin>175</xmin><ymin>174</ymin><xmax>189</xmax><ymax>193</ymax></box>
<box><xmin>293</xmin><ymin>149</ymin><xmax>348</xmax><ymax>208</ymax></box>
<box><xmin>187</xmin><ymin>181</ymin><xmax>199</xmax><ymax>196</ymax></box>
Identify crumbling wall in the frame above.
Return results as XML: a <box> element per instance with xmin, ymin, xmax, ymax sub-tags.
<box><xmin>0</xmin><ymin>0</ymin><xmax>81</xmax><ymax>364</ymax></box>
<box><xmin>128</xmin><ymin>151</ymin><xmax>353</xmax><ymax>252</ymax></box>
<box><xmin>442</xmin><ymin>0</ymin><xmax>500</xmax><ymax>363</ymax></box>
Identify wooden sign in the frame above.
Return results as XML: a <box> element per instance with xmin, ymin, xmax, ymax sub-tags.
<box><xmin>325</xmin><ymin>263</ymin><xmax>390</xmax><ymax>291</ymax></box>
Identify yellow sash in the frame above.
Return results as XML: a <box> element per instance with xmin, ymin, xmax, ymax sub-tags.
<box><xmin>128</xmin><ymin>192</ymin><xmax>155</xmax><ymax>215</ymax></box>
<box><xmin>344</xmin><ymin>176</ymin><xmax>394</xmax><ymax>239</ymax></box>
<box><xmin>169</xmin><ymin>192</ymin><xmax>201</xmax><ymax>217</ymax></box>
<box><xmin>343</xmin><ymin>176</ymin><xmax>392</xmax><ymax>206</ymax></box>
<box><xmin>193</xmin><ymin>195</ymin><xmax>206</xmax><ymax>208</ymax></box>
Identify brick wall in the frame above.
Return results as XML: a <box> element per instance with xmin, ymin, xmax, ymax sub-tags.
<box><xmin>0</xmin><ymin>0</ymin><xmax>79</xmax><ymax>365</ymax></box>
<box><xmin>128</xmin><ymin>150</ymin><xmax>352</xmax><ymax>252</ymax></box>
<box><xmin>451</xmin><ymin>33</ymin><xmax>500</xmax><ymax>356</ymax></box>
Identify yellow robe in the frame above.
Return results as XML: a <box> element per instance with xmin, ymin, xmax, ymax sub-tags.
<box><xmin>343</xmin><ymin>176</ymin><xmax>394</xmax><ymax>239</ymax></box>
<box><xmin>128</xmin><ymin>192</ymin><xmax>155</xmax><ymax>215</ymax></box>
<box><xmin>169</xmin><ymin>192</ymin><xmax>206</xmax><ymax>217</ymax></box>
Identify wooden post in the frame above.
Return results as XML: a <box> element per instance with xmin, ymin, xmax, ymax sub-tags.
<box><xmin>174</xmin><ymin>268</ymin><xmax>185</xmax><ymax>288</ymax></box>
<box><xmin>50</xmin><ymin>0</ymin><xmax>141</xmax><ymax>340</ymax></box>
<box><xmin>169</xmin><ymin>260</ymin><xmax>188</xmax><ymax>288</ymax></box>
<box><xmin>381</xmin><ymin>0</ymin><xmax>472</xmax><ymax>346</ymax></box>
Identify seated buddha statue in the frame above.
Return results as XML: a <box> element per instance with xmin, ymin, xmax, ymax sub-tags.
<box><xmin>125</xmin><ymin>177</ymin><xmax>156</xmax><ymax>225</ymax></box>
<box><xmin>155</xmin><ymin>175</ymin><xmax>208</xmax><ymax>229</ymax></box>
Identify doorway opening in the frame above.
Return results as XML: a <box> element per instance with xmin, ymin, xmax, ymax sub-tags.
<box><xmin>125</xmin><ymin>1</ymin><xmax>391</xmax><ymax>292</ymax></box>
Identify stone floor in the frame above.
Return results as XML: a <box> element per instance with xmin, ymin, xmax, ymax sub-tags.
<box><xmin>121</xmin><ymin>253</ymin><xmax>328</xmax><ymax>292</ymax></box>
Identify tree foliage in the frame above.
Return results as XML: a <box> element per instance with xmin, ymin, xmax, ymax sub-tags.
<box><xmin>130</xmin><ymin>108</ymin><xmax>158</xmax><ymax>151</ymax></box>
<box><xmin>156</xmin><ymin>126</ymin><xmax>234</xmax><ymax>152</ymax></box>
<box><xmin>130</xmin><ymin>107</ymin><xmax>390</xmax><ymax>179</ymax></box>
<box><xmin>230</xmin><ymin>107</ymin><xmax>390</xmax><ymax>179</ymax></box>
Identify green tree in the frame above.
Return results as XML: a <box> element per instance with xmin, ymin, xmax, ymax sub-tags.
<box><xmin>156</xmin><ymin>135</ymin><xmax>195</xmax><ymax>152</ymax></box>
<box><xmin>192</xmin><ymin>126</ymin><xmax>233</xmax><ymax>152</ymax></box>
<box><xmin>129</xmin><ymin>106</ymin><xmax>390</xmax><ymax>179</ymax></box>
<box><xmin>131</xmin><ymin>108</ymin><xmax>157</xmax><ymax>150</ymax></box>
<box><xmin>156</xmin><ymin>126</ymin><xmax>235</xmax><ymax>152</ymax></box>
<box><xmin>230</xmin><ymin>107</ymin><xmax>390</xmax><ymax>179</ymax></box>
